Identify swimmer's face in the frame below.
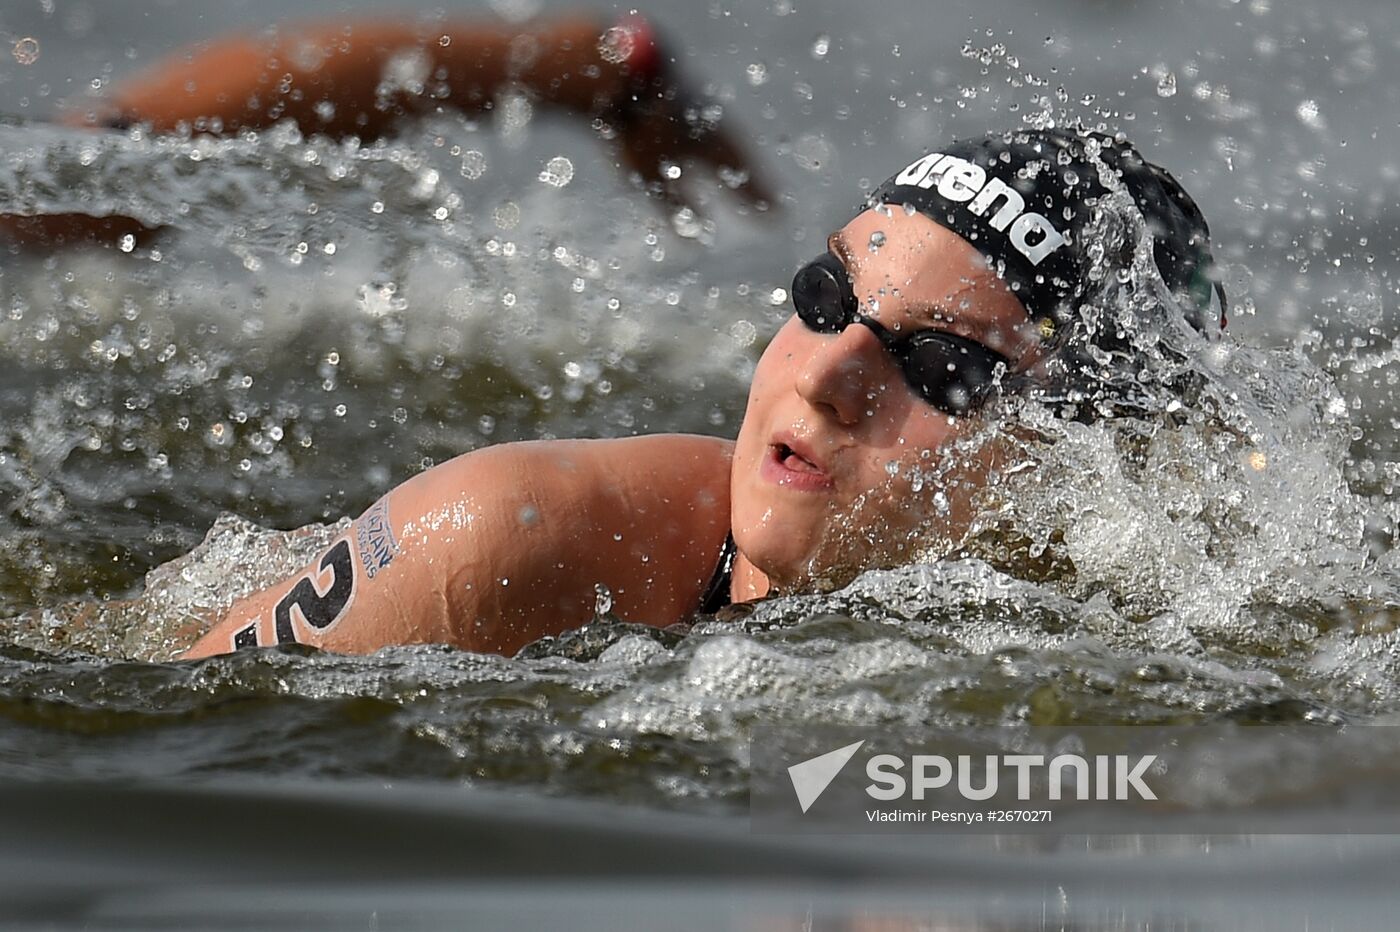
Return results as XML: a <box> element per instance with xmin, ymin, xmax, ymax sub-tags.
<box><xmin>730</xmin><ymin>207</ymin><xmax>1045</xmax><ymax>592</ymax></box>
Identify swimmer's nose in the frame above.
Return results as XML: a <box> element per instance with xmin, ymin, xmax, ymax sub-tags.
<box><xmin>795</xmin><ymin>322</ymin><xmax>894</xmax><ymax>425</ymax></box>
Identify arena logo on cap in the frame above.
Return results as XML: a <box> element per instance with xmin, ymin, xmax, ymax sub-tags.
<box><xmin>894</xmin><ymin>152</ymin><xmax>1067</xmax><ymax>266</ymax></box>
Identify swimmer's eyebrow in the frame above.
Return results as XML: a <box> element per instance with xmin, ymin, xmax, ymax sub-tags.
<box><xmin>904</xmin><ymin>304</ymin><xmax>956</xmax><ymax>329</ymax></box>
<box><xmin>906</xmin><ymin>299</ymin><xmax>1022</xmax><ymax>358</ymax></box>
<box><xmin>831</xmin><ymin>230</ymin><xmax>957</xmax><ymax>328</ymax></box>
<box><xmin>830</xmin><ymin>228</ymin><xmax>1012</xmax><ymax>351</ymax></box>
<box><xmin>898</xmin><ymin>303</ymin><xmax>997</xmax><ymax>348</ymax></box>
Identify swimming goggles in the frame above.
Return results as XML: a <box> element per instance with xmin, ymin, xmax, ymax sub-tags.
<box><xmin>790</xmin><ymin>252</ymin><xmax>1010</xmax><ymax>416</ymax></box>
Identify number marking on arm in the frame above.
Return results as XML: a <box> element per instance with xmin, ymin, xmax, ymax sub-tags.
<box><xmin>232</xmin><ymin>623</ymin><xmax>259</xmax><ymax>650</ymax></box>
<box><xmin>273</xmin><ymin>539</ymin><xmax>356</xmax><ymax>645</ymax></box>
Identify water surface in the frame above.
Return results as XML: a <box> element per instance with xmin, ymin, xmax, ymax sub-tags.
<box><xmin>3</xmin><ymin>0</ymin><xmax>1400</xmax><ymax>926</ymax></box>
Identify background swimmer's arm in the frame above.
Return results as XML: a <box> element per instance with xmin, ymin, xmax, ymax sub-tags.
<box><xmin>78</xmin><ymin>17</ymin><xmax>631</xmax><ymax>140</ymax></box>
<box><xmin>181</xmin><ymin>435</ymin><xmax>733</xmax><ymax>659</ymax></box>
<box><xmin>68</xmin><ymin>15</ymin><xmax>768</xmax><ymax>210</ymax></box>
<box><xmin>6</xmin><ymin>15</ymin><xmax>765</xmax><ymax>247</ymax></box>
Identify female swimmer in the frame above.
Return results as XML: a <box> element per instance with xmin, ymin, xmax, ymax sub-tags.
<box><xmin>4</xmin><ymin>15</ymin><xmax>1224</xmax><ymax>657</ymax></box>
<box><xmin>179</xmin><ymin>124</ymin><xmax>1222</xmax><ymax>657</ymax></box>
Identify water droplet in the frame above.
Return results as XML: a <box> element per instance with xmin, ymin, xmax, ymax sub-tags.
<box><xmin>493</xmin><ymin>201</ymin><xmax>521</xmax><ymax>230</ymax></box>
<box><xmin>594</xmin><ymin>583</ymin><xmax>613</xmax><ymax>615</ymax></box>
<box><xmin>811</xmin><ymin>34</ymin><xmax>830</xmax><ymax>59</ymax></box>
<box><xmin>1156</xmin><ymin>71</ymin><xmax>1177</xmax><ymax>97</ymax></box>
<box><xmin>868</xmin><ymin>231</ymin><xmax>886</xmax><ymax>253</ymax></box>
<box><xmin>671</xmin><ymin>206</ymin><xmax>703</xmax><ymax>239</ymax></box>
<box><xmin>538</xmin><ymin>155</ymin><xmax>574</xmax><ymax>187</ymax></box>
<box><xmin>792</xmin><ymin>133</ymin><xmax>832</xmax><ymax>172</ymax></box>
<box><xmin>730</xmin><ymin>320</ymin><xmax>758</xmax><ymax>346</ymax></box>
<box><xmin>459</xmin><ymin>149</ymin><xmax>487</xmax><ymax>180</ymax></box>
<box><xmin>597</xmin><ymin>24</ymin><xmax>637</xmax><ymax>65</ymax></box>
<box><xmin>380</xmin><ymin>48</ymin><xmax>431</xmax><ymax>96</ymax></box>
<box><xmin>662</xmin><ymin>162</ymin><xmax>683</xmax><ymax>180</ymax></box>
<box><xmin>745</xmin><ymin>62</ymin><xmax>769</xmax><ymax>86</ymax></box>
<box><xmin>12</xmin><ymin>38</ymin><xmax>39</xmax><ymax>65</ymax></box>
<box><xmin>1296</xmin><ymin>99</ymin><xmax>1325</xmax><ymax>130</ymax></box>
<box><xmin>118</xmin><ymin>234</ymin><xmax>135</xmax><ymax>253</ymax></box>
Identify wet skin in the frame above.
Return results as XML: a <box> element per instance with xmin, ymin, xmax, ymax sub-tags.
<box><xmin>727</xmin><ymin>207</ymin><xmax>1044</xmax><ymax>598</ymax></box>
<box><xmin>12</xmin><ymin>15</ymin><xmax>1055</xmax><ymax>655</ymax></box>
<box><xmin>183</xmin><ymin>207</ymin><xmax>1045</xmax><ymax>657</ymax></box>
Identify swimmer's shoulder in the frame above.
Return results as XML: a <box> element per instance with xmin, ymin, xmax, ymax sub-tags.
<box><xmin>471</xmin><ymin>433</ymin><xmax>733</xmax><ymax>551</ymax></box>
<box><xmin>520</xmin><ymin>433</ymin><xmax>733</xmax><ymax>480</ymax></box>
<box><xmin>455</xmin><ymin>433</ymin><xmax>732</xmax><ymax>506</ymax></box>
<box><xmin>394</xmin><ymin>434</ymin><xmax>733</xmax><ymax>652</ymax></box>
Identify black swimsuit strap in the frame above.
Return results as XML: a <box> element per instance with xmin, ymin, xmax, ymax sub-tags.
<box><xmin>696</xmin><ymin>532</ymin><xmax>736</xmax><ymax>614</ymax></box>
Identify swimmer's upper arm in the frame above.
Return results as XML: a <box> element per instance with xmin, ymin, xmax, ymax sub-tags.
<box><xmin>182</xmin><ymin>435</ymin><xmax>733</xmax><ymax>659</ymax></box>
<box><xmin>442</xmin><ymin>435</ymin><xmax>734</xmax><ymax>654</ymax></box>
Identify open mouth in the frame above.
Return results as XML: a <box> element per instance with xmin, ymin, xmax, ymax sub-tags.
<box><xmin>775</xmin><ymin>442</ymin><xmax>822</xmax><ymax>474</ymax></box>
<box><xmin>761</xmin><ymin>435</ymin><xmax>835</xmax><ymax>491</ymax></box>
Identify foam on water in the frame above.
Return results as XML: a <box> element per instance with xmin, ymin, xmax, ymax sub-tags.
<box><xmin>0</xmin><ymin>118</ymin><xmax>774</xmax><ymax>616</ymax></box>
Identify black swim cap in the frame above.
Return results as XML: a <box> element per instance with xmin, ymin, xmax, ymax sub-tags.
<box><xmin>869</xmin><ymin>128</ymin><xmax>1225</xmax><ymax>332</ymax></box>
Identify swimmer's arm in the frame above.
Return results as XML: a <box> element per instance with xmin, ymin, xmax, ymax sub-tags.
<box><xmin>10</xmin><ymin>14</ymin><xmax>764</xmax><ymax>247</ymax></box>
<box><xmin>10</xmin><ymin>19</ymin><xmax>631</xmax><ymax>248</ymax></box>
<box><xmin>68</xmin><ymin>17</ymin><xmax>638</xmax><ymax>140</ymax></box>
<box><xmin>181</xmin><ymin>435</ymin><xmax>733</xmax><ymax>659</ymax></box>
